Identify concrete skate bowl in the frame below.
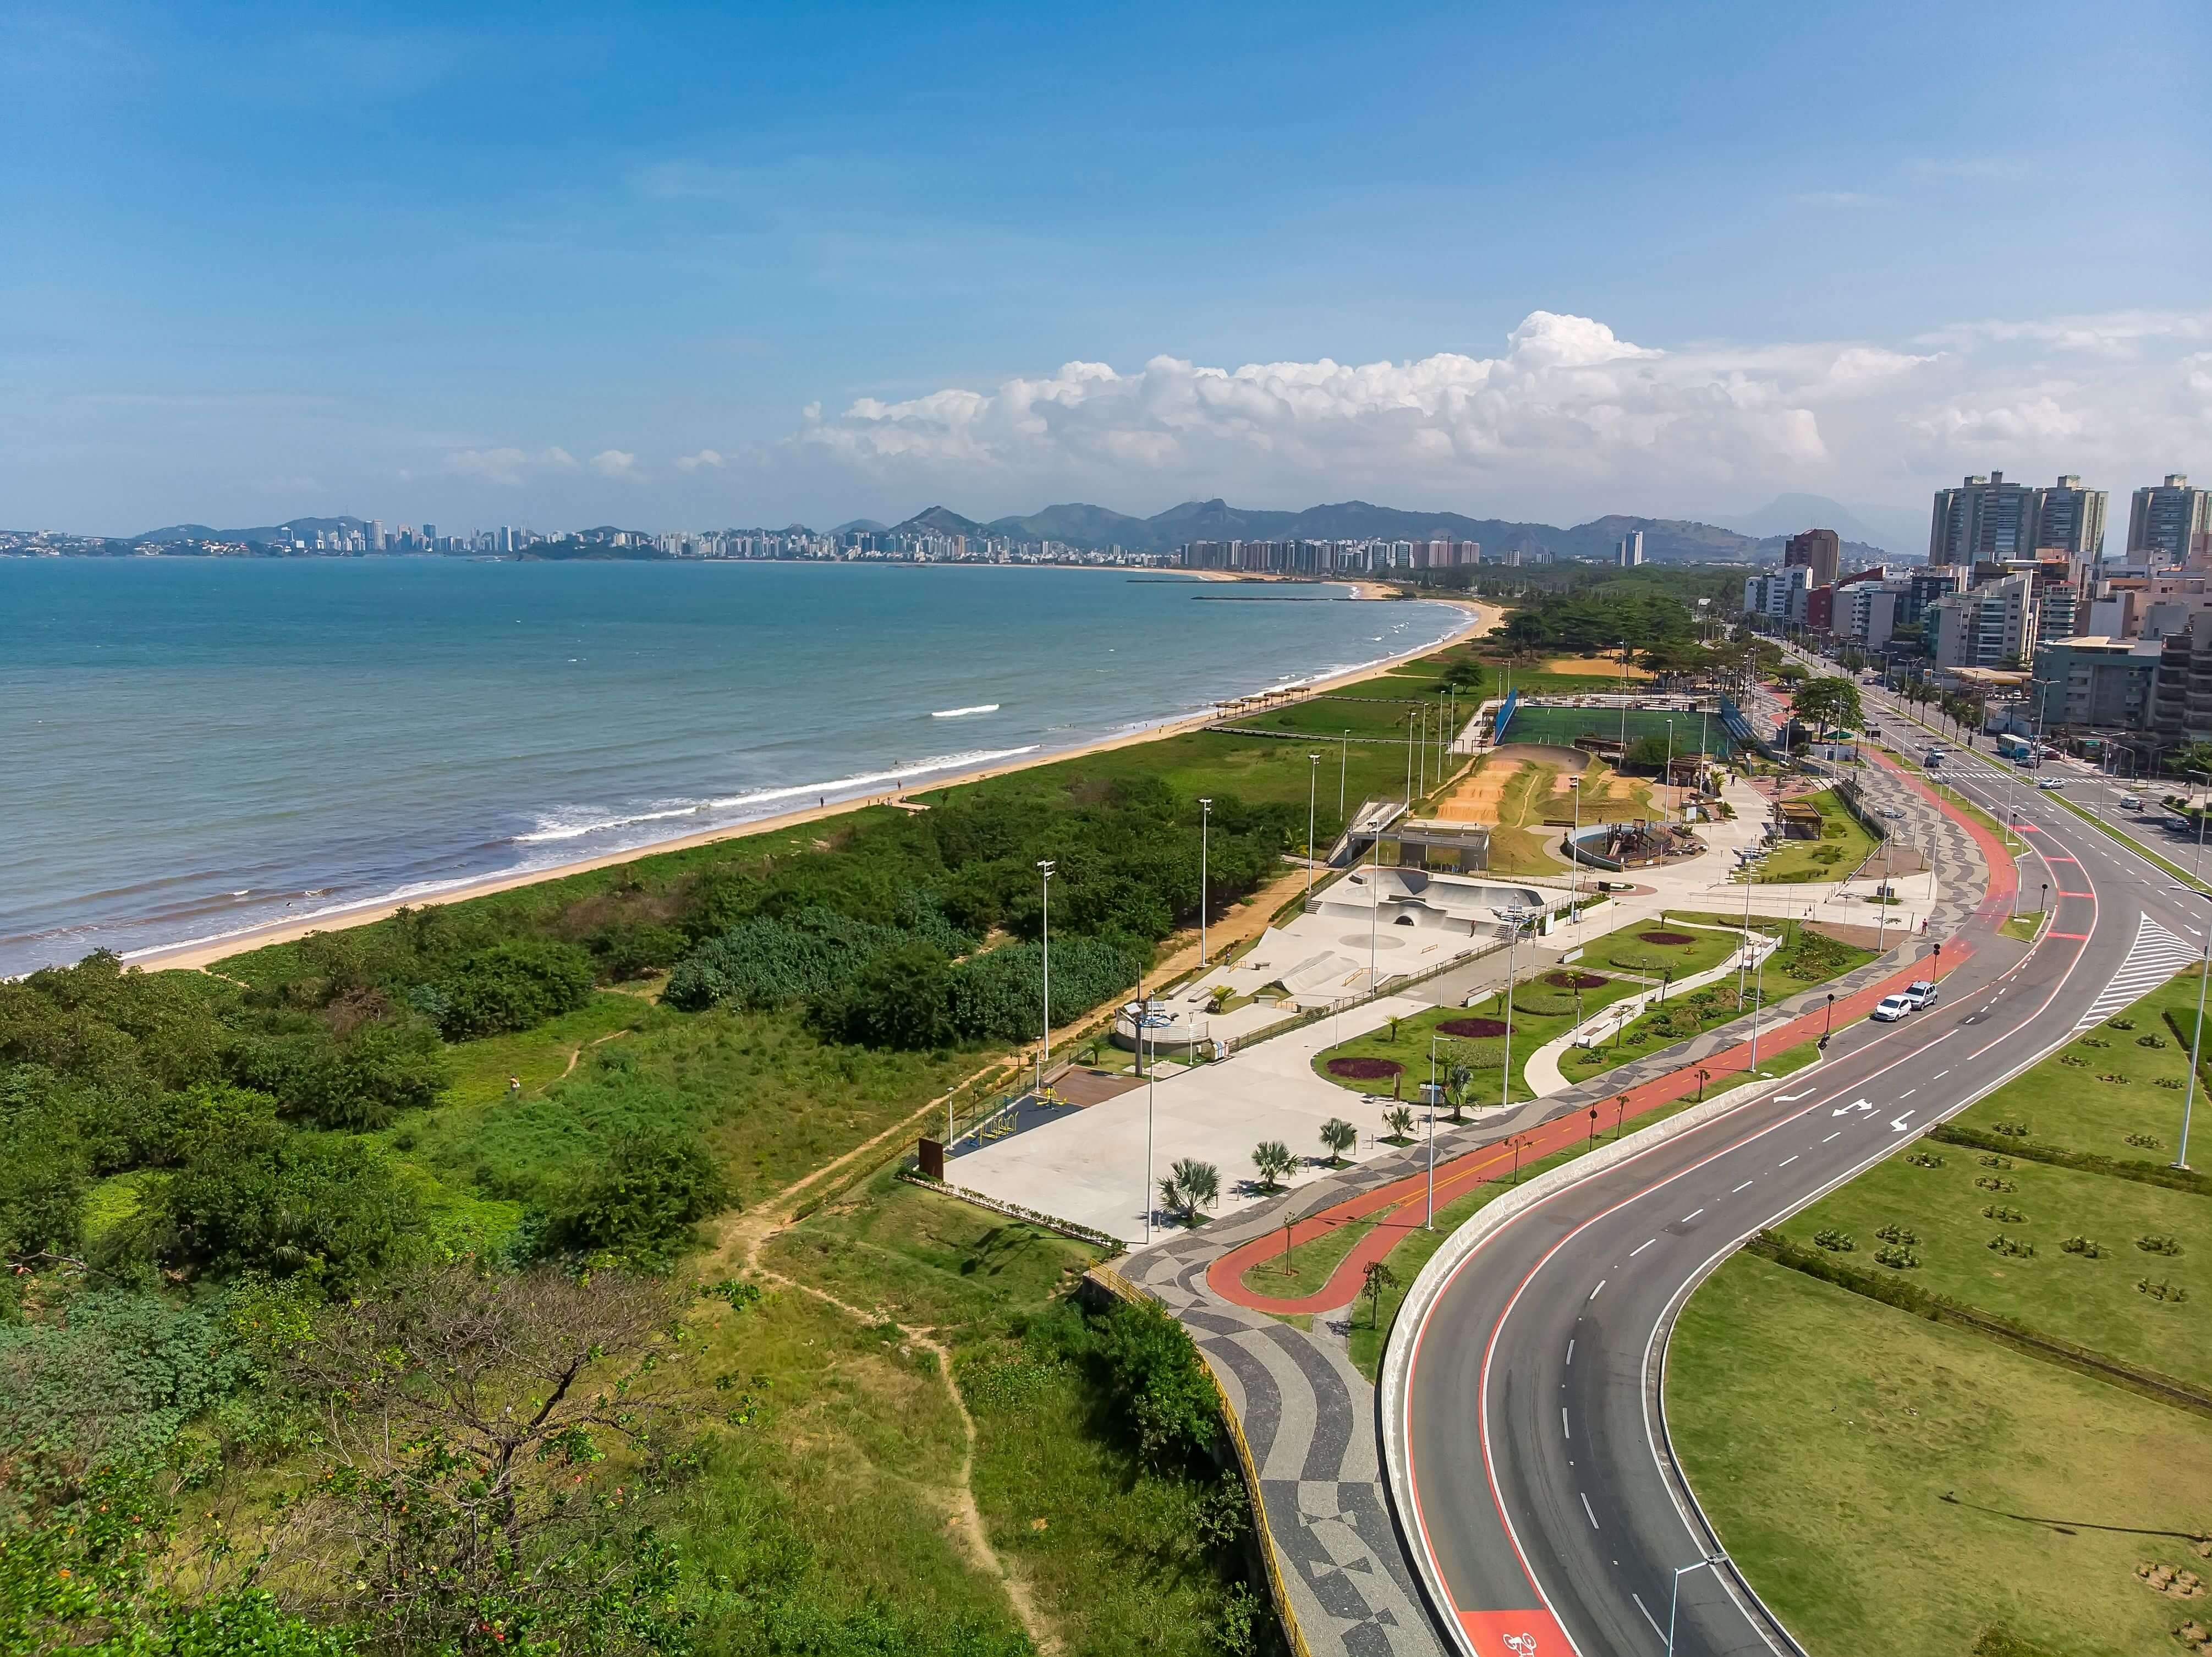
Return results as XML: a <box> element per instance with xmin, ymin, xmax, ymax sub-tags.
<box><xmin>1315</xmin><ymin>868</ymin><xmax>1546</xmax><ymax>938</ymax></box>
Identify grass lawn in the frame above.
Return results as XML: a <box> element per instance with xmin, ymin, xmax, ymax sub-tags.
<box><xmin>1557</xmin><ymin>918</ymin><xmax>1875</xmax><ymax>1086</ymax></box>
<box><xmin>1952</xmin><ymin>967</ymin><xmax>2205</xmax><ymax>1177</ymax></box>
<box><xmin>1343</xmin><ymin>1043</ymin><xmax>1821</xmax><ymax>1378</ymax></box>
<box><xmin>2000</xmin><ymin>912</ymin><xmax>2043</xmax><ymax>942</ymax></box>
<box><xmin>1237</xmin><ymin>1212</ymin><xmax>1381</xmax><ymax>1298</ymax></box>
<box><xmin>1670</xmin><ymin>1253</ymin><xmax>2212</xmax><ymax>1657</ymax></box>
<box><xmin>1749</xmin><ymin>788</ymin><xmax>1880</xmax><ymax>883</ymax></box>
<box><xmin>1773</xmin><ymin>1146</ymin><xmax>2211</xmax><ymax>1391</ymax></box>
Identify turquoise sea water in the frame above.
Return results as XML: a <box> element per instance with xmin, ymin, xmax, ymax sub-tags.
<box><xmin>1</xmin><ymin>559</ymin><xmax>1465</xmax><ymax>974</ymax></box>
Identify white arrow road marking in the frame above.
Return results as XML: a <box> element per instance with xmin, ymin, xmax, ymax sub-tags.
<box><xmin>1777</xmin><ymin>1090</ymin><xmax>1815</xmax><ymax>1102</ymax></box>
<box><xmin>1832</xmin><ymin>1098</ymin><xmax>1874</xmax><ymax>1116</ymax></box>
<box><xmin>1891</xmin><ymin>1110</ymin><xmax>1918</xmax><ymax>1132</ymax></box>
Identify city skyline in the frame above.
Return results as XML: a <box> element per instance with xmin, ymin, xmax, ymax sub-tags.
<box><xmin>3</xmin><ymin>1</ymin><xmax>2205</xmax><ymax>533</ymax></box>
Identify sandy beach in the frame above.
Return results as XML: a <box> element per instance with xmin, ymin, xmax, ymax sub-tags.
<box><xmin>132</xmin><ymin>586</ymin><xmax>1498</xmax><ymax>973</ymax></box>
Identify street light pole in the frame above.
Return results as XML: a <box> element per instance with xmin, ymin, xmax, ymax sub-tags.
<box><xmin>2170</xmin><ymin>886</ymin><xmax>2208</xmax><ymax>1172</ymax></box>
<box><xmin>1198</xmin><ymin>798</ymin><xmax>1212</xmax><ymax>967</ymax></box>
<box><xmin>1307</xmin><ymin>752</ymin><xmax>1321</xmax><ymax>904</ymax></box>
<box><xmin>1037</xmin><ymin>859</ymin><xmax>1055</xmax><ymax>1094</ymax></box>
<box><xmin>1498</xmin><ymin>908</ymin><xmax>1536</xmax><ymax>1114</ymax></box>
<box><xmin>1340</xmin><ymin>731</ymin><xmax>1348</xmax><ymax>819</ymax></box>
<box><xmin>1666</xmin><ymin>1559</ymin><xmax>1726</xmax><ymax>1656</ymax></box>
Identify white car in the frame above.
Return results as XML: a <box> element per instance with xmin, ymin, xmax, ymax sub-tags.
<box><xmin>2119</xmin><ymin>793</ymin><xmax>2142</xmax><ymax>810</ymax></box>
<box><xmin>2037</xmin><ymin>777</ymin><xmax>2066</xmax><ymax>790</ymax></box>
<box><xmin>1870</xmin><ymin>994</ymin><xmax>1914</xmax><ymax>1022</ymax></box>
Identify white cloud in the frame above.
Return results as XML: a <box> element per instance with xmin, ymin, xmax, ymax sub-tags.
<box><xmin>674</xmin><ymin>448</ymin><xmax>725</xmax><ymax>471</ymax></box>
<box><xmin>446</xmin><ymin>445</ymin><xmax>578</xmax><ymax>486</ymax></box>
<box><xmin>771</xmin><ymin>307</ymin><xmax>2212</xmax><ymax>515</ymax></box>
<box><xmin>1793</xmin><ymin>190</ymin><xmax>1883</xmax><ymax>207</ymax></box>
<box><xmin>589</xmin><ymin>448</ymin><xmax>639</xmax><ymax>479</ymax></box>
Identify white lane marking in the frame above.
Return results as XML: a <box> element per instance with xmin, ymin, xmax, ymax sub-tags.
<box><xmin>1632</xmin><ymin>1592</ymin><xmax>1662</xmax><ymax>1638</ymax></box>
<box><xmin>1681</xmin><ymin>1208</ymin><xmax>1703</xmax><ymax>1222</ymax></box>
<box><xmin>1589</xmin><ymin>1279</ymin><xmax>1605</xmax><ymax>1301</ymax></box>
<box><xmin>1581</xmin><ymin>1491</ymin><xmax>1600</xmax><ymax>1530</ymax></box>
<box><xmin>1629</xmin><ymin>1238</ymin><xmax>1656</xmax><ymax>1257</ymax></box>
<box><xmin>1933</xmin><ymin>1069</ymin><xmax>1950</xmax><ymax>1079</ymax></box>
<box><xmin>1900</xmin><ymin>1089</ymin><xmax>1917</xmax><ymax>1099</ymax></box>
<box><xmin>1566</xmin><ymin>1338</ymin><xmax>1574</xmax><ymax>1365</ymax></box>
<box><xmin>1562</xmin><ymin>1407</ymin><xmax>1571</xmax><ymax>1440</ymax></box>
<box><xmin>1890</xmin><ymin>1110</ymin><xmax>1917</xmax><ymax>1132</ymax></box>
<box><xmin>1779</xmin><ymin>1154</ymin><xmax>1799</xmax><ymax>1166</ymax></box>
<box><xmin>1732</xmin><ymin>1180</ymin><xmax>1754</xmax><ymax>1192</ymax></box>
<box><xmin>1776</xmin><ymin>1090</ymin><xmax>1814</xmax><ymax>1102</ymax></box>
<box><xmin>1822</xmin><ymin>1132</ymin><xmax>1841</xmax><ymax>1143</ymax></box>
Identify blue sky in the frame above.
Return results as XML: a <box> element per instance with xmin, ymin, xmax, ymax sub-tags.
<box><xmin>3</xmin><ymin>0</ymin><xmax>2206</xmax><ymax>536</ymax></box>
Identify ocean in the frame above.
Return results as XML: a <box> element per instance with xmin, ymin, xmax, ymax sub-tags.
<box><xmin>1</xmin><ymin>558</ymin><xmax>1467</xmax><ymax>974</ymax></box>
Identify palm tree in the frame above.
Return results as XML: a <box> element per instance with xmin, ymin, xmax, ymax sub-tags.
<box><xmin>1159</xmin><ymin>1157</ymin><xmax>1220</xmax><ymax>1225</ymax></box>
<box><xmin>1250</xmin><ymin>1140</ymin><xmax>1297</xmax><ymax>1193</ymax></box>
<box><xmin>1447</xmin><ymin>1060</ymin><xmax>1474</xmax><ymax>1124</ymax></box>
<box><xmin>1382</xmin><ymin>1106</ymin><xmax>1415</xmax><ymax>1145</ymax></box>
<box><xmin>1319</xmin><ymin>1117</ymin><xmax>1358</xmax><ymax>1167</ymax></box>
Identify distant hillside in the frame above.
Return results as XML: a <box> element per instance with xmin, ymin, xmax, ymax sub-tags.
<box><xmin>135</xmin><ymin>515</ymin><xmax>369</xmax><ymax>544</ymax></box>
<box><xmin>1721</xmin><ymin>493</ymin><xmax>1912</xmax><ymax>555</ymax></box>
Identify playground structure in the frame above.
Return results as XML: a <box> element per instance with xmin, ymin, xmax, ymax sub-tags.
<box><xmin>1563</xmin><ymin>817</ymin><xmax>1704</xmax><ymax>871</ymax></box>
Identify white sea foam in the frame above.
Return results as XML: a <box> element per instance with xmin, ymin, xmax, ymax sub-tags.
<box><xmin>931</xmin><ymin>704</ymin><xmax>1000</xmax><ymax>718</ymax></box>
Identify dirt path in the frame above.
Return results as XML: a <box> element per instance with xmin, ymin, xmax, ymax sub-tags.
<box><xmin>696</xmin><ymin>1067</ymin><xmax>1062</xmax><ymax>1654</ymax></box>
<box><xmin>554</xmin><ymin>1026</ymin><xmax>634</xmax><ymax>1082</ymax></box>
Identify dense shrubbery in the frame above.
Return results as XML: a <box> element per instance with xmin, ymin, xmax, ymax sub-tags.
<box><xmin>117</xmin><ymin>1119</ymin><xmax>424</xmax><ymax>1287</ymax></box>
<box><xmin>1027</xmin><ymin>1296</ymin><xmax>1220</xmax><ymax>1469</ymax></box>
<box><xmin>546</xmin><ymin>1126</ymin><xmax>733</xmax><ymax>1262</ymax></box>
<box><xmin>430</xmin><ymin>938</ymin><xmax>596</xmax><ymax>1039</ymax></box>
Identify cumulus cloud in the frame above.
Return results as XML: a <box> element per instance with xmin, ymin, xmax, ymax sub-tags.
<box><xmin>589</xmin><ymin>448</ymin><xmax>639</xmax><ymax>479</ymax></box>
<box><xmin>673</xmin><ymin>448</ymin><xmax>725</xmax><ymax>471</ymax></box>
<box><xmin>446</xmin><ymin>445</ymin><xmax>578</xmax><ymax>486</ymax></box>
<box><xmin>777</xmin><ymin>308</ymin><xmax>2211</xmax><ymax>512</ymax></box>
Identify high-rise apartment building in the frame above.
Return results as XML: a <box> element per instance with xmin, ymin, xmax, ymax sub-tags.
<box><xmin>1928</xmin><ymin>572</ymin><xmax>2035</xmax><ymax>668</ymax></box>
<box><xmin>1782</xmin><ymin>528</ymin><xmax>1840</xmax><ymax>588</ymax></box>
<box><xmin>2129</xmin><ymin>475</ymin><xmax>2212</xmax><ymax>565</ymax></box>
<box><xmin>370</xmin><ymin>518</ymin><xmax>386</xmax><ymax>551</ymax></box>
<box><xmin>1928</xmin><ymin>473</ymin><xmax>2105</xmax><ymax>566</ymax></box>
<box><xmin>2037</xmin><ymin>476</ymin><xmax>2106</xmax><ymax>561</ymax></box>
<box><xmin>1616</xmin><ymin>529</ymin><xmax>1644</xmax><ymax>567</ymax></box>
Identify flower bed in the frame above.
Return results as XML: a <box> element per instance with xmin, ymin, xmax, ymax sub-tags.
<box><xmin>1436</xmin><ymin>1017</ymin><xmax>1509</xmax><ymax>1038</ymax></box>
<box><xmin>1325</xmin><ymin>1056</ymin><xmax>1405</xmax><ymax>1080</ymax></box>
<box><xmin>1545</xmin><ymin>970</ymin><xmax>1609</xmax><ymax>990</ymax></box>
<box><xmin>1639</xmin><ymin>929</ymin><xmax>1696</xmax><ymax>945</ymax></box>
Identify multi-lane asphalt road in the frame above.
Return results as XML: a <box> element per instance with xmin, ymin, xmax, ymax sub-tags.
<box><xmin>1397</xmin><ymin>677</ymin><xmax>2204</xmax><ymax>1657</ymax></box>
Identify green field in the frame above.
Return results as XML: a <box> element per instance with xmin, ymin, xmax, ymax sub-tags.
<box><xmin>1498</xmin><ymin>703</ymin><xmax>1737</xmax><ymax>757</ymax></box>
<box><xmin>1670</xmin><ymin>1253</ymin><xmax>2212</xmax><ymax>1657</ymax></box>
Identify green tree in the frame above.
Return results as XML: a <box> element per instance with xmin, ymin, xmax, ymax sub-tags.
<box><xmin>1382</xmin><ymin>1106</ymin><xmax>1415</xmax><ymax>1145</ymax></box>
<box><xmin>1249</xmin><ymin>1140</ymin><xmax>1297</xmax><ymax>1193</ymax></box>
<box><xmin>1319</xmin><ymin>1117</ymin><xmax>1357</xmax><ymax>1167</ymax></box>
<box><xmin>1362</xmin><ymin>1259</ymin><xmax>1401</xmax><ymax>1328</ymax></box>
<box><xmin>433</xmin><ymin>939</ymin><xmax>596</xmax><ymax>1039</ymax></box>
<box><xmin>1791</xmin><ymin>676</ymin><xmax>1864</xmax><ymax>734</ymax></box>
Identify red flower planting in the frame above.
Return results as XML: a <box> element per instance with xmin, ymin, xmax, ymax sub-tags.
<box><xmin>1325</xmin><ymin>1056</ymin><xmax>1405</xmax><ymax>1079</ymax></box>
<box><xmin>1436</xmin><ymin>1017</ymin><xmax>1509</xmax><ymax>1038</ymax></box>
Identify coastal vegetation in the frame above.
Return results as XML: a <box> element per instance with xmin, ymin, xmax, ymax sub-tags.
<box><xmin>2</xmin><ymin>635</ymin><xmax>1522</xmax><ymax>1656</ymax></box>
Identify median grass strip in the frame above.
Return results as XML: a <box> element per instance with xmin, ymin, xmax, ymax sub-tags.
<box><xmin>1668</xmin><ymin>1252</ymin><xmax>2212</xmax><ymax>1657</ymax></box>
<box><xmin>1341</xmin><ymin>1042</ymin><xmax>1821</xmax><ymax>1380</ymax></box>
<box><xmin>1948</xmin><ymin>968</ymin><xmax>2206</xmax><ymax>1177</ymax></box>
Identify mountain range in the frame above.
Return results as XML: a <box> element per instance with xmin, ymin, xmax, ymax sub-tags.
<box><xmin>875</xmin><ymin>497</ymin><xmax>1896</xmax><ymax>565</ymax></box>
<box><xmin>124</xmin><ymin>495</ymin><xmax>1907</xmax><ymax>566</ymax></box>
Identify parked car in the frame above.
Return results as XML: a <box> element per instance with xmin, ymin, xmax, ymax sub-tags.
<box><xmin>1880</xmin><ymin>805</ymin><xmax>1906</xmax><ymax>819</ymax></box>
<box><xmin>1903</xmin><ymin>980</ymin><xmax>1940</xmax><ymax>1010</ymax></box>
<box><xmin>1871</xmin><ymin>993</ymin><xmax>1915</xmax><ymax>1022</ymax></box>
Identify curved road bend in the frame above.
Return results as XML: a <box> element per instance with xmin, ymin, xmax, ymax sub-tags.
<box><xmin>1400</xmin><ymin>743</ymin><xmax>2205</xmax><ymax>1656</ymax></box>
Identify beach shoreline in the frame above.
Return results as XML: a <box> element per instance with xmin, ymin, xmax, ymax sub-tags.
<box><xmin>128</xmin><ymin>588</ymin><xmax>1497</xmax><ymax>973</ymax></box>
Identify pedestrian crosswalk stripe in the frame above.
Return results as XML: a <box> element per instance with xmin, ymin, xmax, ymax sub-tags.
<box><xmin>2073</xmin><ymin>913</ymin><xmax>2203</xmax><ymax>1030</ymax></box>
